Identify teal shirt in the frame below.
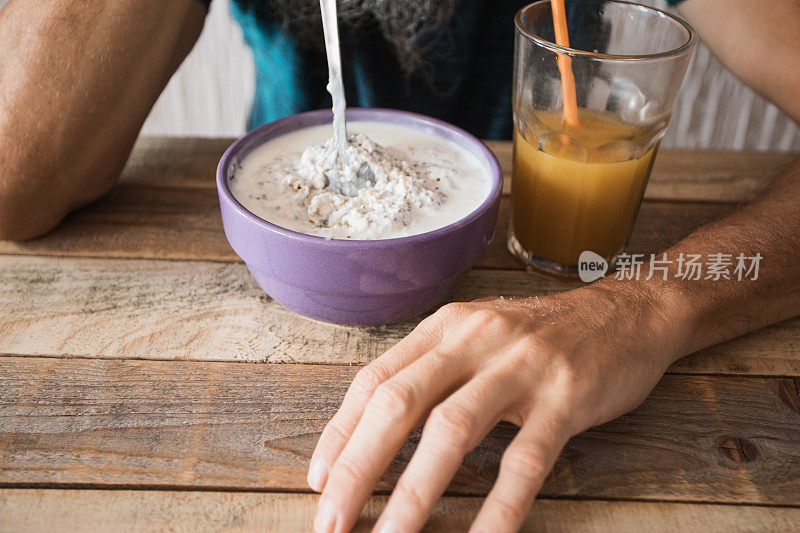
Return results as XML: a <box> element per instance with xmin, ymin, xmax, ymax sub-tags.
<box><xmin>206</xmin><ymin>2</ymin><xmax>685</xmax><ymax>139</ymax></box>
<box><xmin>227</xmin><ymin>1</ymin><xmax>526</xmax><ymax>140</ymax></box>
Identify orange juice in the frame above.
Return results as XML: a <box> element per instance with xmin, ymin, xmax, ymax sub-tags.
<box><xmin>511</xmin><ymin>109</ymin><xmax>659</xmax><ymax>267</ymax></box>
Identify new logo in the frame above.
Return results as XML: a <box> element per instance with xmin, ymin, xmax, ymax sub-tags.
<box><xmin>578</xmin><ymin>251</ymin><xmax>608</xmax><ymax>282</ymax></box>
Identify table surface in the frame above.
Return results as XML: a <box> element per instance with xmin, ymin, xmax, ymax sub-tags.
<box><xmin>1</xmin><ymin>138</ymin><xmax>799</xmax><ymax>532</ymax></box>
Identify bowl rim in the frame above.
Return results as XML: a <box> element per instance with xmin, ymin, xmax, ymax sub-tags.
<box><xmin>216</xmin><ymin>107</ymin><xmax>503</xmax><ymax>248</ymax></box>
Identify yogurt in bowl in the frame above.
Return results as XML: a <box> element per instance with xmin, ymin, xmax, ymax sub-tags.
<box><xmin>217</xmin><ymin>107</ymin><xmax>502</xmax><ymax>326</ymax></box>
<box><xmin>230</xmin><ymin>121</ymin><xmax>492</xmax><ymax>241</ymax></box>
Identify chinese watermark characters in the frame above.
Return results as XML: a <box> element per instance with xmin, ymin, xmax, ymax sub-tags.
<box><xmin>612</xmin><ymin>252</ymin><xmax>762</xmax><ymax>281</ymax></box>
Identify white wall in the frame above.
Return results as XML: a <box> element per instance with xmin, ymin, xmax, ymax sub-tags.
<box><xmin>662</xmin><ymin>33</ymin><xmax>800</xmax><ymax>151</ymax></box>
<box><xmin>141</xmin><ymin>0</ymin><xmax>255</xmax><ymax>138</ymax></box>
<box><xmin>3</xmin><ymin>0</ymin><xmax>798</xmax><ymax>150</ymax></box>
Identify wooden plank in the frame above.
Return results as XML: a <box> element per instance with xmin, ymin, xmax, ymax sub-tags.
<box><xmin>1</xmin><ymin>358</ymin><xmax>799</xmax><ymax>504</ymax></box>
<box><xmin>0</xmin><ymin>137</ymin><xmax>790</xmax><ymax>264</ymax></box>
<box><xmin>109</xmin><ymin>137</ymin><xmax>800</xmax><ymax>203</ymax></box>
<box><xmin>645</xmin><ymin>149</ymin><xmax>795</xmax><ymax>202</ymax></box>
<box><xmin>118</xmin><ymin>136</ymin><xmax>793</xmax><ymax>201</ymax></box>
<box><xmin>117</xmin><ymin>137</ymin><xmax>227</xmax><ymax>190</ymax></box>
<box><xmin>123</xmin><ymin>136</ymin><xmax>793</xmax><ymax>203</ymax></box>
<box><xmin>2</xmin><ymin>490</ymin><xmax>799</xmax><ymax>533</ymax></box>
<box><xmin>0</xmin><ymin>183</ymin><xmax>235</xmax><ymax>262</ymax></box>
<box><xmin>2</xmin><ymin>255</ymin><xmax>798</xmax><ymax>375</ymax></box>
<box><xmin>0</xmin><ymin>186</ymin><xmax>736</xmax><ymax>269</ymax></box>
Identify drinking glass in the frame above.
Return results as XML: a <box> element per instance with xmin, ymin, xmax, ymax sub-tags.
<box><xmin>509</xmin><ymin>0</ymin><xmax>697</xmax><ymax>277</ymax></box>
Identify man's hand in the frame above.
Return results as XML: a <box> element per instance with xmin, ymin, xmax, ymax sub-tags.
<box><xmin>307</xmin><ymin>284</ymin><xmax>682</xmax><ymax>533</ymax></box>
<box><xmin>308</xmin><ymin>149</ymin><xmax>800</xmax><ymax>531</ymax></box>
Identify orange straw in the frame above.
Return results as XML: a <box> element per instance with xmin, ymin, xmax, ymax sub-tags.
<box><xmin>550</xmin><ymin>0</ymin><xmax>579</xmax><ymax>126</ymax></box>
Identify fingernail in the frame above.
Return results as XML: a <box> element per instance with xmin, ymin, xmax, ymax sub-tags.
<box><xmin>314</xmin><ymin>498</ymin><xmax>338</xmax><ymax>533</ymax></box>
<box><xmin>376</xmin><ymin>518</ymin><xmax>400</xmax><ymax>533</ymax></box>
<box><xmin>307</xmin><ymin>457</ymin><xmax>329</xmax><ymax>492</ymax></box>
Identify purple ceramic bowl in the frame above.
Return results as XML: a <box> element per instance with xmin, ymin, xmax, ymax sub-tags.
<box><xmin>217</xmin><ymin>108</ymin><xmax>502</xmax><ymax>326</ymax></box>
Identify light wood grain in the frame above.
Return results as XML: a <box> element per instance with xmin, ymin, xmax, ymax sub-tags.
<box><xmin>0</xmin><ymin>138</ymin><xmax>791</xmax><ymax>264</ymax></box>
<box><xmin>646</xmin><ymin>150</ymin><xmax>795</xmax><ymax>202</ymax></box>
<box><xmin>1</xmin><ymin>138</ymin><xmax>798</xmax><ymax>528</ymax></box>
<box><xmin>2</xmin><ymin>489</ymin><xmax>799</xmax><ymax>533</ymax></box>
<box><xmin>1</xmin><ymin>357</ymin><xmax>799</xmax><ymax>504</ymax></box>
<box><xmin>0</xmin><ymin>194</ymin><xmax>737</xmax><ymax>270</ymax></box>
<box><xmin>2</xmin><ymin>254</ymin><xmax>798</xmax><ymax>374</ymax></box>
<box><xmin>123</xmin><ymin>137</ymin><xmax>796</xmax><ymax>201</ymax></box>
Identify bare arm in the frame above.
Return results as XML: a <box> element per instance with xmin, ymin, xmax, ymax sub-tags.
<box><xmin>0</xmin><ymin>0</ymin><xmax>206</xmax><ymax>239</ymax></box>
<box><xmin>646</xmin><ymin>157</ymin><xmax>800</xmax><ymax>359</ymax></box>
<box><xmin>643</xmin><ymin>0</ymin><xmax>800</xmax><ymax>349</ymax></box>
<box><xmin>678</xmin><ymin>0</ymin><xmax>800</xmax><ymax>123</ymax></box>
<box><xmin>305</xmin><ymin>158</ymin><xmax>800</xmax><ymax>532</ymax></box>
<box><xmin>307</xmin><ymin>4</ymin><xmax>800</xmax><ymax>532</ymax></box>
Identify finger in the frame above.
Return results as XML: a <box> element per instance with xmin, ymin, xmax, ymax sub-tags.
<box><xmin>313</xmin><ymin>345</ymin><xmax>477</xmax><ymax>533</ymax></box>
<box><xmin>374</xmin><ymin>364</ymin><xmax>529</xmax><ymax>533</ymax></box>
<box><xmin>469</xmin><ymin>411</ymin><xmax>570</xmax><ymax>533</ymax></box>
<box><xmin>307</xmin><ymin>312</ymin><xmax>446</xmax><ymax>492</ymax></box>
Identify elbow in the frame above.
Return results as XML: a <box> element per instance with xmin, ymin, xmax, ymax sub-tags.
<box><xmin>0</xmin><ymin>151</ymin><xmax>69</xmax><ymax>241</ymax></box>
<box><xmin>0</xmin><ymin>215</ymin><xmax>63</xmax><ymax>243</ymax></box>
<box><xmin>0</xmin><ymin>129</ymin><xmax>121</xmax><ymax>241</ymax></box>
<box><xmin>0</xmin><ymin>190</ymin><xmax>66</xmax><ymax>242</ymax></box>
<box><xmin>0</xmin><ymin>214</ymin><xmax>35</xmax><ymax>242</ymax></box>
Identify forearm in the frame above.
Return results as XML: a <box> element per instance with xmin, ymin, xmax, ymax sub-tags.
<box><xmin>594</xmin><ymin>155</ymin><xmax>800</xmax><ymax>364</ymax></box>
<box><xmin>0</xmin><ymin>0</ymin><xmax>205</xmax><ymax>239</ymax></box>
<box><xmin>678</xmin><ymin>0</ymin><xmax>800</xmax><ymax>123</ymax></box>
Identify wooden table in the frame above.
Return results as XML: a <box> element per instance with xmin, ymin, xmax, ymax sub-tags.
<box><xmin>1</xmin><ymin>138</ymin><xmax>799</xmax><ymax>532</ymax></box>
